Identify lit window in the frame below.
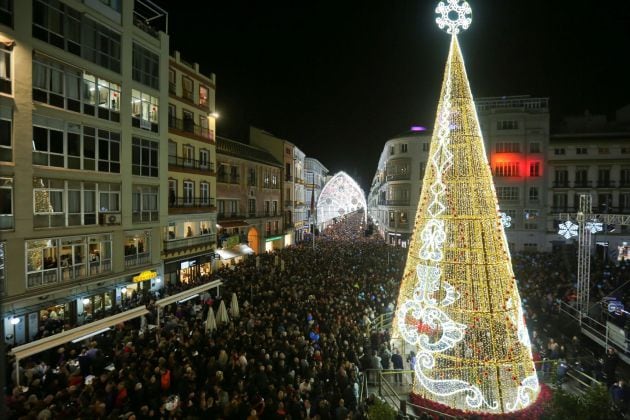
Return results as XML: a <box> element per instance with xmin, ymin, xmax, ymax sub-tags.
<box><xmin>494</xmin><ymin>162</ymin><xmax>520</xmax><ymax>177</ymax></box>
<box><xmin>199</xmin><ymin>85</ymin><xmax>209</xmax><ymax>106</ymax></box>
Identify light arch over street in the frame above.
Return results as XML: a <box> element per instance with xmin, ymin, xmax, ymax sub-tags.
<box><xmin>316</xmin><ymin>171</ymin><xmax>367</xmax><ymax>225</ymax></box>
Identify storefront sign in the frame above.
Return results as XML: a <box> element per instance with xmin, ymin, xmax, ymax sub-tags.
<box><xmin>265</xmin><ymin>235</ymin><xmax>283</xmax><ymax>242</ymax></box>
<box><xmin>133</xmin><ymin>270</ymin><xmax>158</xmax><ymax>283</ymax></box>
<box><xmin>180</xmin><ymin>260</ymin><xmax>197</xmax><ymax>269</ymax></box>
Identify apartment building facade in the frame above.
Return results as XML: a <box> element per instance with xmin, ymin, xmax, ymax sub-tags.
<box><xmin>0</xmin><ymin>0</ymin><xmax>169</xmax><ymax>345</ymax></box>
<box><xmin>304</xmin><ymin>157</ymin><xmax>328</xmax><ymax>232</ymax></box>
<box><xmin>547</xmin><ymin>107</ymin><xmax>630</xmax><ymax>251</ymax></box>
<box><xmin>216</xmin><ymin>136</ymin><xmax>283</xmax><ymax>257</ymax></box>
<box><xmin>368</xmin><ymin>129</ymin><xmax>431</xmax><ymax>247</ymax></box>
<box><xmin>163</xmin><ymin>51</ymin><xmax>218</xmax><ymax>285</ymax></box>
<box><xmin>476</xmin><ymin>96</ymin><xmax>550</xmax><ymax>252</ymax></box>
<box><xmin>249</xmin><ymin>126</ymin><xmax>307</xmax><ymax>245</ymax></box>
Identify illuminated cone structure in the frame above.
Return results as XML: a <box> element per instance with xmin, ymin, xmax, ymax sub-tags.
<box><xmin>392</xmin><ymin>15</ymin><xmax>540</xmax><ymax>416</ymax></box>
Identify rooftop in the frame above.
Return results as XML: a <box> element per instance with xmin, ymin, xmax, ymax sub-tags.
<box><xmin>217</xmin><ymin>137</ymin><xmax>282</xmax><ymax>167</ymax></box>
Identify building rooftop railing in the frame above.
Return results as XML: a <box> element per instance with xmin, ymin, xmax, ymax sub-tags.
<box><xmin>476</xmin><ymin>96</ymin><xmax>549</xmax><ymax>112</ymax></box>
<box><xmin>133</xmin><ymin>0</ymin><xmax>168</xmax><ymax>37</ymax></box>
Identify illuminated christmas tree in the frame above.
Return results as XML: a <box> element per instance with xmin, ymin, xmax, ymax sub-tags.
<box><xmin>391</xmin><ymin>1</ymin><xmax>540</xmax><ymax>414</ymax></box>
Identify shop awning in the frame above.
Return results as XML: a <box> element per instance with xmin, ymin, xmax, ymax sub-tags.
<box><xmin>9</xmin><ymin>306</ymin><xmax>148</xmax><ymax>361</ymax></box>
<box><xmin>217</xmin><ymin>220</ymin><xmax>249</xmax><ymax>228</ymax></box>
<box><xmin>215</xmin><ymin>244</ymin><xmax>255</xmax><ymax>260</ymax></box>
<box><xmin>156</xmin><ymin>279</ymin><xmax>223</xmax><ymax>308</ymax></box>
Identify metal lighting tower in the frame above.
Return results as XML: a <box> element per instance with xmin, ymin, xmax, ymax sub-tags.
<box><xmin>576</xmin><ymin>194</ymin><xmax>592</xmax><ymax>318</ymax></box>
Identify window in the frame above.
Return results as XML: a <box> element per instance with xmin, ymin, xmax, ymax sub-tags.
<box><xmin>621</xmin><ymin>167</ymin><xmax>630</xmax><ymax>187</ymax></box>
<box><xmin>131</xmin><ymin>89</ymin><xmax>159</xmax><ymax>130</ymax></box>
<box><xmin>272</xmin><ymin>200</ymin><xmax>278</xmax><ymax>215</ymax></box>
<box><xmin>183</xmin><ymin>109</ymin><xmax>194</xmax><ymax>132</ymax></box>
<box><xmin>33</xmin><ymin>1</ymin><xmax>121</xmax><ymax>72</ymax></box>
<box><xmin>554</xmin><ymin>169</ymin><xmax>569</xmax><ymax>186</ymax></box>
<box><xmin>199</xmin><ymin>85</ymin><xmax>209</xmax><ymax>106</ymax></box>
<box><xmin>598</xmin><ymin>147</ymin><xmax>610</xmax><ymax>155</ymax></box>
<box><xmin>230</xmin><ymin>166</ymin><xmax>240</xmax><ymax>184</ymax></box>
<box><xmin>183</xmin><ymin>181</ymin><xmax>193</xmax><ymax>205</ymax></box>
<box><xmin>502</xmin><ymin>209</ymin><xmax>517</xmax><ymax>228</ymax></box>
<box><xmin>168</xmin><ymin>69</ymin><xmax>175</xmax><ymax>93</ymax></box>
<box><xmin>552</xmin><ymin>193</ymin><xmax>568</xmax><ymax>211</ymax></box>
<box><xmin>0</xmin><ymin>48</ymin><xmax>11</xmax><ymax>94</ymax></box>
<box><xmin>81</xmin><ymin>16</ymin><xmax>121</xmax><ymax>72</ymax></box>
<box><xmin>124</xmin><ymin>232</ymin><xmax>151</xmax><ymax>267</ymax></box>
<box><xmin>98</xmin><ymin>183</ymin><xmax>120</xmax><ymax>213</ymax></box>
<box><xmin>183</xmin><ymin>145</ymin><xmax>193</xmax><ymax>166</ymax></box>
<box><xmin>32</xmin><ymin>178</ymin><xmax>115</xmax><ymax>228</ymax></box>
<box><xmin>32</xmin><ymin>117</ymin><xmax>120</xmax><ymax>172</ymax></box>
<box><xmin>497</xmin><ymin>120</ymin><xmax>519</xmax><ymax>130</ymax></box>
<box><xmin>132</xmin><ymin>43</ymin><xmax>159</xmax><ymax>89</ymax></box>
<box><xmin>575</xmin><ymin>167</ymin><xmax>589</xmax><ymax>187</ymax></box>
<box><xmin>199</xmin><ymin>149</ymin><xmax>209</xmax><ymax>169</ymax></box>
<box><xmin>97</xmin><ymin>129</ymin><xmax>121</xmax><ymax>172</ymax></box>
<box><xmin>554</xmin><ymin>148</ymin><xmax>565</xmax><ymax>155</ymax></box>
<box><xmin>271</xmin><ymin>173</ymin><xmax>279</xmax><ymax>188</ymax></box>
<box><xmin>248</xmin><ymin>168</ymin><xmax>257</xmax><ymax>186</ymax></box>
<box><xmin>620</xmin><ymin>193</ymin><xmax>630</xmax><ymax>212</ymax></box>
<box><xmin>182</xmin><ymin>76</ymin><xmax>193</xmax><ymax>100</ymax></box>
<box><xmin>622</xmin><ymin>147</ymin><xmax>630</xmax><ymax>154</ymax></box>
<box><xmin>529</xmin><ymin>142</ymin><xmax>540</xmax><ymax>153</ymax></box>
<box><xmin>132</xmin><ymin>185</ymin><xmax>159</xmax><ymax>222</ymax></box>
<box><xmin>419</xmin><ymin>162</ymin><xmax>426</xmax><ymax>179</ymax></box>
<box><xmin>0</xmin><ymin>105</ymin><xmax>11</xmax><ymax>161</ymax></box>
<box><xmin>132</xmin><ymin>137</ymin><xmax>159</xmax><ymax>177</ymax></box>
<box><xmin>496</xmin><ymin>187</ymin><xmax>519</xmax><ymax>201</ymax></box>
<box><xmin>400</xmin><ymin>143</ymin><xmax>408</xmax><ymax>153</ymax></box>
<box><xmin>32</xmin><ymin>123</ymin><xmax>64</xmax><ymax>167</ymax></box>
<box><xmin>576</xmin><ymin>147</ymin><xmax>587</xmax><ymax>155</ymax></box>
<box><xmin>33</xmin><ymin>57</ymin><xmax>121</xmax><ymax>121</ymax></box>
<box><xmin>529</xmin><ymin>162</ymin><xmax>540</xmax><ymax>177</ymax></box>
<box><xmin>598</xmin><ymin>168</ymin><xmax>611</xmax><ymax>186</ymax></box>
<box><xmin>0</xmin><ymin>177</ymin><xmax>12</xmax><ymax>229</ymax></box>
<box><xmin>494</xmin><ymin>162</ymin><xmax>520</xmax><ymax>177</ymax></box>
<box><xmin>495</xmin><ymin>142</ymin><xmax>520</xmax><ymax>153</ymax></box>
<box><xmin>248</xmin><ymin>198</ymin><xmax>256</xmax><ymax>216</ymax></box>
<box><xmin>199</xmin><ymin>114</ymin><xmax>210</xmax><ymax>138</ymax></box>
<box><xmin>389</xmin><ymin>146</ymin><xmax>395</xmax><ymax>155</ymax></box>
<box><xmin>0</xmin><ymin>0</ymin><xmax>13</xmax><ymax>27</ymax></box>
<box><xmin>528</xmin><ymin>187</ymin><xmax>539</xmax><ymax>203</ymax></box>
<box><xmin>422</xmin><ymin>143</ymin><xmax>429</xmax><ymax>152</ymax></box>
<box><xmin>200</xmin><ymin>182</ymin><xmax>209</xmax><ymax>205</ymax></box>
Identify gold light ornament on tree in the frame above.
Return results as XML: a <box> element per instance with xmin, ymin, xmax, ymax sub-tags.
<box><xmin>391</xmin><ymin>0</ymin><xmax>540</xmax><ymax>414</ymax></box>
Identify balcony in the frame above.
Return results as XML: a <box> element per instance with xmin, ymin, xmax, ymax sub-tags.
<box><xmin>389</xmin><ymin>221</ymin><xmax>410</xmax><ymax>229</ymax></box>
<box><xmin>286</xmin><ymin>175</ymin><xmax>293</xmax><ymax>182</ymax></box>
<box><xmin>168</xmin><ymin>197</ymin><xmax>216</xmax><ymax>214</ymax></box>
<box><xmin>552</xmin><ymin>181</ymin><xmax>570</xmax><ymax>188</ymax></box>
<box><xmin>217</xmin><ymin>174</ymin><xmax>240</xmax><ymax>184</ymax></box>
<box><xmin>247</xmin><ymin>211</ymin><xmax>281</xmax><ymax>219</ymax></box>
<box><xmin>386</xmin><ymin>173</ymin><xmax>411</xmax><ymax>181</ymax></box>
<box><xmin>247</xmin><ymin>177</ymin><xmax>257</xmax><ymax>187</ymax></box>
<box><xmin>218</xmin><ymin>212</ymin><xmax>245</xmax><ymax>220</ymax></box>
<box><xmin>168</xmin><ymin>116</ymin><xmax>213</xmax><ymax>141</ymax></box>
<box><xmin>168</xmin><ymin>155</ymin><xmax>215</xmax><ymax>174</ymax></box>
<box><xmin>163</xmin><ymin>233</ymin><xmax>216</xmax><ymax>252</ymax></box>
<box><xmin>385</xmin><ymin>199</ymin><xmax>411</xmax><ymax>206</ymax></box>
<box><xmin>573</xmin><ymin>180</ymin><xmax>592</xmax><ymax>188</ymax></box>
<box><xmin>620</xmin><ymin>180</ymin><xmax>630</xmax><ymax>188</ymax></box>
<box><xmin>124</xmin><ymin>252</ymin><xmax>151</xmax><ymax>268</ymax></box>
<box><xmin>596</xmin><ymin>181</ymin><xmax>616</xmax><ymax>188</ymax></box>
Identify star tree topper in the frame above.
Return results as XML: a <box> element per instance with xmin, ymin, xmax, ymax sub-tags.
<box><xmin>436</xmin><ymin>0</ymin><xmax>472</xmax><ymax>35</ymax></box>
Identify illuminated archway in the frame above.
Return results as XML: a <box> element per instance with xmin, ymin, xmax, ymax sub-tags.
<box><xmin>317</xmin><ymin>172</ymin><xmax>367</xmax><ymax>225</ymax></box>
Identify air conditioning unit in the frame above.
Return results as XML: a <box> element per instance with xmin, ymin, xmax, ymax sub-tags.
<box><xmin>100</xmin><ymin>213</ymin><xmax>121</xmax><ymax>225</ymax></box>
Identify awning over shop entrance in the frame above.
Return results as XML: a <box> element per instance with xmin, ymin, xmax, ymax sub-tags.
<box><xmin>10</xmin><ymin>306</ymin><xmax>149</xmax><ymax>385</ymax></box>
<box><xmin>215</xmin><ymin>244</ymin><xmax>255</xmax><ymax>260</ymax></box>
<box><xmin>155</xmin><ymin>279</ymin><xmax>222</xmax><ymax>308</ymax></box>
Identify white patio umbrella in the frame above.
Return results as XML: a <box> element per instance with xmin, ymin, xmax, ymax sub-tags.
<box><xmin>230</xmin><ymin>293</ymin><xmax>240</xmax><ymax>318</ymax></box>
<box><xmin>216</xmin><ymin>300</ymin><xmax>229</xmax><ymax>325</ymax></box>
<box><xmin>205</xmin><ymin>305</ymin><xmax>217</xmax><ymax>333</ymax></box>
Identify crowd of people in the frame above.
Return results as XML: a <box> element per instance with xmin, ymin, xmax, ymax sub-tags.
<box><xmin>511</xmin><ymin>250</ymin><xmax>630</xmax><ymax>413</ymax></box>
<box><xmin>3</xmin><ymin>213</ymin><xmax>407</xmax><ymax>419</ymax></box>
<box><xmin>4</xmin><ymin>211</ymin><xmax>630</xmax><ymax>418</ymax></box>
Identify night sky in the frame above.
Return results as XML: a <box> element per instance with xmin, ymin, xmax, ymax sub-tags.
<box><xmin>158</xmin><ymin>0</ymin><xmax>630</xmax><ymax>191</ymax></box>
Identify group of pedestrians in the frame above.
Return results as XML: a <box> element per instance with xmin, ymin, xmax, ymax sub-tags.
<box><xmin>4</xmin><ymin>213</ymin><xmax>406</xmax><ymax>419</ymax></box>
